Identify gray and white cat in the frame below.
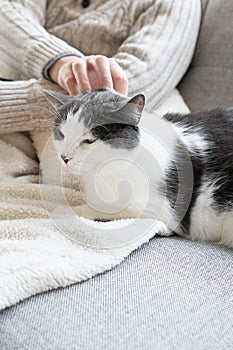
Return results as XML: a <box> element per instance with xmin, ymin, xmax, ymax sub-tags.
<box><xmin>45</xmin><ymin>88</ymin><xmax>233</xmax><ymax>248</ymax></box>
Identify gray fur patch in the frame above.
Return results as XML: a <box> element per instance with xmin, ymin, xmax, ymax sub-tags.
<box><xmin>54</xmin><ymin>127</ymin><xmax>64</xmax><ymax>141</ymax></box>
<box><xmin>53</xmin><ymin>89</ymin><xmax>143</xmax><ymax>150</ymax></box>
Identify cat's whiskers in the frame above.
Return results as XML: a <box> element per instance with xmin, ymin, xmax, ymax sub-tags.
<box><xmin>42</xmin><ymin>92</ymin><xmax>61</xmax><ymax>115</ymax></box>
<box><xmin>53</xmin><ymin>116</ymin><xmax>64</xmax><ymax>126</ymax></box>
<box><xmin>36</xmin><ymin>105</ymin><xmax>60</xmax><ymax>120</ymax></box>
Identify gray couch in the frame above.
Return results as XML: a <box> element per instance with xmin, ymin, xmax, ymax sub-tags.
<box><xmin>179</xmin><ymin>0</ymin><xmax>233</xmax><ymax>110</ymax></box>
<box><xmin>0</xmin><ymin>1</ymin><xmax>233</xmax><ymax>349</ymax></box>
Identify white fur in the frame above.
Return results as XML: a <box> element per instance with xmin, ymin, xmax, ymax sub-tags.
<box><xmin>54</xmin><ymin>111</ymin><xmax>180</xmax><ymax>228</ymax></box>
<box><xmin>189</xmin><ymin>180</ymin><xmax>233</xmax><ymax>247</ymax></box>
<box><xmin>54</xmin><ymin>109</ymin><xmax>233</xmax><ymax>248</ymax></box>
<box><xmin>175</xmin><ymin>125</ymin><xmax>209</xmax><ymax>153</ymax></box>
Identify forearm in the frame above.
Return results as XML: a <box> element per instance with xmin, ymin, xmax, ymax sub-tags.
<box><xmin>0</xmin><ymin>79</ymin><xmax>65</xmax><ymax>133</ymax></box>
<box><xmin>114</xmin><ymin>0</ymin><xmax>201</xmax><ymax>110</ymax></box>
<box><xmin>0</xmin><ymin>0</ymin><xmax>84</xmax><ymax>79</ymax></box>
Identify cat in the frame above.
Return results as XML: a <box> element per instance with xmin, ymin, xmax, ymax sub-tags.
<box><xmin>44</xmin><ymin>88</ymin><xmax>233</xmax><ymax>248</ymax></box>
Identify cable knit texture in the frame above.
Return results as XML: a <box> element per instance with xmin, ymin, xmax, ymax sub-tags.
<box><xmin>0</xmin><ymin>0</ymin><xmax>201</xmax><ymax>133</ymax></box>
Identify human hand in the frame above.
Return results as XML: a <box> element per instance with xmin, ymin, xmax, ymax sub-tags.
<box><xmin>49</xmin><ymin>55</ymin><xmax>128</xmax><ymax>96</ymax></box>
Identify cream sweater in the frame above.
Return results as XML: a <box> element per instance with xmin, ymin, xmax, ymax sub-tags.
<box><xmin>0</xmin><ymin>0</ymin><xmax>201</xmax><ymax>133</ymax></box>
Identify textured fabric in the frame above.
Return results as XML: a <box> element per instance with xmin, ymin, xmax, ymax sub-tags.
<box><xmin>0</xmin><ymin>0</ymin><xmax>201</xmax><ymax>133</ymax></box>
<box><xmin>179</xmin><ymin>0</ymin><xmax>233</xmax><ymax>111</ymax></box>
<box><xmin>0</xmin><ymin>237</ymin><xmax>232</xmax><ymax>350</ymax></box>
<box><xmin>0</xmin><ymin>89</ymin><xmax>189</xmax><ymax>310</ymax></box>
<box><xmin>0</xmin><ymin>79</ymin><xmax>64</xmax><ymax>133</ymax></box>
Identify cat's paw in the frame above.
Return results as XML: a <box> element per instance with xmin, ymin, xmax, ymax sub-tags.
<box><xmin>72</xmin><ymin>205</ymin><xmax>85</xmax><ymax>218</ymax></box>
<box><xmin>155</xmin><ymin>222</ymin><xmax>173</xmax><ymax>237</ymax></box>
<box><xmin>72</xmin><ymin>205</ymin><xmax>112</xmax><ymax>220</ymax></box>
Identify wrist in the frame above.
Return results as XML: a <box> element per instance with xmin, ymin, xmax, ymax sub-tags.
<box><xmin>42</xmin><ymin>53</ymin><xmax>83</xmax><ymax>82</ymax></box>
<box><xmin>49</xmin><ymin>56</ymin><xmax>71</xmax><ymax>83</ymax></box>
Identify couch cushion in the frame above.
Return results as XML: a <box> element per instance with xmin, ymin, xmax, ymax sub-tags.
<box><xmin>0</xmin><ymin>237</ymin><xmax>232</xmax><ymax>350</ymax></box>
<box><xmin>179</xmin><ymin>0</ymin><xmax>233</xmax><ymax>111</ymax></box>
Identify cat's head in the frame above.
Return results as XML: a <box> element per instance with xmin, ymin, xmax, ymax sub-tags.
<box><xmin>45</xmin><ymin>88</ymin><xmax>145</xmax><ymax>174</ymax></box>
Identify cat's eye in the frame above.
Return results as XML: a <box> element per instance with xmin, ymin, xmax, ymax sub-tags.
<box><xmin>83</xmin><ymin>139</ymin><xmax>96</xmax><ymax>145</ymax></box>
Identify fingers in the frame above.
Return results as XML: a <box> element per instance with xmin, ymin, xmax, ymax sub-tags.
<box><xmin>63</xmin><ymin>75</ymin><xmax>80</xmax><ymax>96</ymax></box>
<box><xmin>94</xmin><ymin>56</ymin><xmax>113</xmax><ymax>90</ymax></box>
<box><xmin>50</xmin><ymin>55</ymin><xmax>128</xmax><ymax>96</ymax></box>
<box><xmin>74</xmin><ymin>55</ymin><xmax>113</xmax><ymax>93</ymax></box>
<box><xmin>72</xmin><ymin>60</ymin><xmax>91</xmax><ymax>93</ymax></box>
<box><xmin>109</xmin><ymin>58</ymin><xmax>128</xmax><ymax>96</ymax></box>
<box><xmin>56</xmin><ymin>62</ymin><xmax>80</xmax><ymax>95</ymax></box>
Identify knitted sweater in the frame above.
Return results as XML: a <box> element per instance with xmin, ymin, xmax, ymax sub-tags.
<box><xmin>0</xmin><ymin>0</ymin><xmax>201</xmax><ymax>133</ymax></box>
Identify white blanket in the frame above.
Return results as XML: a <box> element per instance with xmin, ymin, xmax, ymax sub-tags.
<box><xmin>0</xmin><ymin>89</ymin><xmax>189</xmax><ymax>310</ymax></box>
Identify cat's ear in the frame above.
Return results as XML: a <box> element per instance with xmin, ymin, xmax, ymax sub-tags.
<box><xmin>128</xmin><ymin>94</ymin><xmax>145</xmax><ymax>111</ymax></box>
<box><xmin>43</xmin><ymin>90</ymin><xmax>70</xmax><ymax>105</ymax></box>
<box><xmin>119</xmin><ymin>94</ymin><xmax>145</xmax><ymax>125</ymax></box>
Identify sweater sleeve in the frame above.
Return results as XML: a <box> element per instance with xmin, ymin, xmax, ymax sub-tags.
<box><xmin>0</xmin><ymin>78</ymin><xmax>66</xmax><ymax>133</ymax></box>
<box><xmin>113</xmin><ymin>0</ymin><xmax>201</xmax><ymax>111</ymax></box>
<box><xmin>0</xmin><ymin>0</ymin><xmax>84</xmax><ymax>79</ymax></box>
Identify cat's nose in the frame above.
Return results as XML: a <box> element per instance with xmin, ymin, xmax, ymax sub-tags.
<box><xmin>61</xmin><ymin>154</ymin><xmax>71</xmax><ymax>164</ymax></box>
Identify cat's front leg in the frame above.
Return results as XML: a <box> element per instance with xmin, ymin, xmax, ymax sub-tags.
<box><xmin>52</xmin><ymin>204</ymin><xmax>127</xmax><ymax>220</ymax></box>
<box><xmin>72</xmin><ymin>204</ymin><xmax>105</xmax><ymax>220</ymax></box>
<box><xmin>72</xmin><ymin>204</ymin><xmax>141</xmax><ymax>221</ymax></box>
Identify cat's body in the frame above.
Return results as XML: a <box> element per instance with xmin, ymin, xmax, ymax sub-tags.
<box><xmin>45</xmin><ymin>89</ymin><xmax>233</xmax><ymax>248</ymax></box>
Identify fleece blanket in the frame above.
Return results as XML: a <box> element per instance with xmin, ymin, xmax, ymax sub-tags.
<box><xmin>0</xmin><ymin>88</ymin><xmax>189</xmax><ymax>310</ymax></box>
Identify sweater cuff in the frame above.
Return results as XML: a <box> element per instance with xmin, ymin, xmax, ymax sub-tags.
<box><xmin>26</xmin><ymin>34</ymin><xmax>84</xmax><ymax>79</ymax></box>
<box><xmin>42</xmin><ymin>52</ymin><xmax>84</xmax><ymax>81</ymax></box>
